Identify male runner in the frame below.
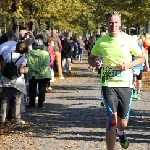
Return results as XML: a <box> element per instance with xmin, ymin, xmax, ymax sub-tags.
<box><xmin>88</xmin><ymin>11</ymin><xmax>145</xmax><ymax>150</ymax></box>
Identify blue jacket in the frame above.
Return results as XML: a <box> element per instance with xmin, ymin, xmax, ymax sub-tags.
<box><xmin>132</xmin><ymin>44</ymin><xmax>143</xmax><ymax>70</ymax></box>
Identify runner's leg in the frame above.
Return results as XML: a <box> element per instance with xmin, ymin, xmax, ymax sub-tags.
<box><xmin>116</xmin><ymin>87</ymin><xmax>132</xmax><ymax>149</ymax></box>
<box><xmin>106</xmin><ymin>113</ymin><xmax>117</xmax><ymax>150</ymax></box>
<box><xmin>136</xmin><ymin>70</ymin><xmax>143</xmax><ymax>100</ymax></box>
<box><xmin>101</xmin><ymin>86</ymin><xmax>118</xmax><ymax>150</ymax></box>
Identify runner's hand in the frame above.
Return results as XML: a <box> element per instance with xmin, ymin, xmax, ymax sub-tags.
<box><xmin>119</xmin><ymin>62</ymin><xmax>130</xmax><ymax>71</ymax></box>
<box><xmin>96</xmin><ymin>60</ymin><xmax>102</xmax><ymax>69</ymax></box>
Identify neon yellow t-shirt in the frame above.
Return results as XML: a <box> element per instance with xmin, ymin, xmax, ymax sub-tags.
<box><xmin>91</xmin><ymin>32</ymin><xmax>142</xmax><ymax>87</ymax></box>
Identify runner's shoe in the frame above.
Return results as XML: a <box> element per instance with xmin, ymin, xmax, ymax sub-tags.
<box><xmin>118</xmin><ymin>133</ymin><xmax>129</xmax><ymax>149</ymax></box>
<box><xmin>132</xmin><ymin>90</ymin><xmax>137</xmax><ymax>99</ymax></box>
<box><xmin>137</xmin><ymin>93</ymin><xmax>141</xmax><ymax>100</ymax></box>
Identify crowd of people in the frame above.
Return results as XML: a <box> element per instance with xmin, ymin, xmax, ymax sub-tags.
<box><xmin>0</xmin><ymin>28</ymin><xmax>97</xmax><ymax>125</ymax></box>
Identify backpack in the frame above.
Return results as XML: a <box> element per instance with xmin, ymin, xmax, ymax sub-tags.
<box><xmin>2</xmin><ymin>52</ymin><xmax>22</xmax><ymax>79</ymax></box>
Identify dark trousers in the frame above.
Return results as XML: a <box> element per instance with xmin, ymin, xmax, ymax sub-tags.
<box><xmin>29</xmin><ymin>77</ymin><xmax>48</xmax><ymax>108</ymax></box>
<box><xmin>98</xmin><ymin>67</ymin><xmax>102</xmax><ymax>75</ymax></box>
<box><xmin>0</xmin><ymin>88</ymin><xmax>22</xmax><ymax>122</ymax></box>
<box><xmin>0</xmin><ymin>95</ymin><xmax>14</xmax><ymax>120</ymax></box>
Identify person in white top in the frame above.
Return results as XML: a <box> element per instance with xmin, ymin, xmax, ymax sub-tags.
<box><xmin>0</xmin><ymin>41</ymin><xmax>28</xmax><ymax>125</ymax></box>
<box><xmin>0</xmin><ymin>30</ymin><xmax>17</xmax><ymax>61</ymax></box>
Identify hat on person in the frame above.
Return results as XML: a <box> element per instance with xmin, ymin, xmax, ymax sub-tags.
<box><xmin>34</xmin><ymin>39</ymin><xmax>44</xmax><ymax>46</ymax></box>
<box><xmin>60</xmin><ymin>35</ymin><xmax>65</xmax><ymax>39</ymax></box>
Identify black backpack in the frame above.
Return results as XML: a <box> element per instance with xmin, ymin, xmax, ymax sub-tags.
<box><xmin>2</xmin><ymin>52</ymin><xmax>22</xmax><ymax>79</ymax></box>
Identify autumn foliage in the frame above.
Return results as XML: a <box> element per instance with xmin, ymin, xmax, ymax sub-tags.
<box><xmin>0</xmin><ymin>0</ymin><xmax>149</xmax><ymax>33</ymax></box>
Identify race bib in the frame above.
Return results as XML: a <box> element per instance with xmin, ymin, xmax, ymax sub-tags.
<box><xmin>100</xmin><ymin>67</ymin><xmax>133</xmax><ymax>87</ymax></box>
<box><xmin>107</xmin><ymin>68</ymin><xmax>132</xmax><ymax>81</ymax></box>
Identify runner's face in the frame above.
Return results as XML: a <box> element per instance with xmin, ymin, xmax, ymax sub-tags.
<box><xmin>107</xmin><ymin>15</ymin><xmax>121</xmax><ymax>37</ymax></box>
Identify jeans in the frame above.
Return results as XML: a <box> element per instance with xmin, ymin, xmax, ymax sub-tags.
<box><xmin>0</xmin><ymin>87</ymin><xmax>22</xmax><ymax>123</ymax></box>
<box><xmin>29</xmin><ymin>77</ymin><xmax>48</xmax><ymax>108</ymax></box>
<box><xmin>0</xmin><ymin>95</ymin><xmax>14</xmax><ymax>120</ymax></box>
<box><xmin>47</xmin><ymin>80</ymin><xmax>50</xmax><ymax>87</ymax></box>
<box><xmin>50</xmin><ymin>68</ymin><xmax>55</xmax><ymax>81</ymax></box>
<box><xmin>75</xmin><ymin>51</ymin><xmax>79</xmax><ymax>61</ymax></box>
<box><xmin>79</xmin><ymin>48</ymin><xmax>83</xmax><ymax>62</ymax></box>
<box><xmin>71</xmin><ymin>51</ymin><xmax>75</xmax><ymax>59</ymax></box>
<box><xmin>62</xmin><ymin>58</ymin><xmax>72</xmax><ymax>72</ymax></box>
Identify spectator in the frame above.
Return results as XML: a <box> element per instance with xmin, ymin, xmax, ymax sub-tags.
<box><xmin>74</xmin><ymin>37</ymin><xmax>79</xmax><ymax>62</ymax></box>
<box><xmin>19</xmin><ymin>29</ymin><xmax>35</xmax><ymax>51</ymax></box>
<box><xmin>78</xmin><ymin>36</ymin><xmax>85</xmax><ymax>63</ymax></box>
<box><xmin>0</xmin><ymin>30</ymin><xmax>17</xmax><ymax>61</ymax></box>
<box><xmin>47</xmin><ymin>34</ymin><xmax>56</xmax><ymax>83</ymax></box>
<box><xmin>61</xmin><ymin>36</ymin><xmax>72</xmax><ymax>73</ymax></box>
<box><xmin>51</xmin><ymin>29</ymin><xmax>64</xmax><ymax>79</ymax></box>
<box><xmin>27</xmin><ymin>39</ymin><xmax>51</xmax><ymax>108</ymax></box>
<box><xmin>142</xmin><ymin>33</ymin><xmax>150</xmax><ymax>71</ymax></box>
<box><xmin>0</xmin><ymin>41</ymin><xmax>28</xmax><ymax>124</ymax></box>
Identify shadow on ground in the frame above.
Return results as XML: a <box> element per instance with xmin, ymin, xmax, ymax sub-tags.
<box><xmin>0</xmin><ymin>103</ymin><xmax>150</xmax><ymax>143</ymax></box>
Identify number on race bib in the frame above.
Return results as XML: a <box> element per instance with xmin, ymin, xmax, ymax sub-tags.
<box><xmin>109</xmin><ymin>69</ymin><xmax>122</xmax><ymax>77</ymax></box>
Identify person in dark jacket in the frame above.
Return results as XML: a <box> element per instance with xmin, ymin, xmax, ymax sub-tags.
<box><xmin>61</xmin><ymin>36</ymin><xmax>72</xmax><ymax>73</ymax></box>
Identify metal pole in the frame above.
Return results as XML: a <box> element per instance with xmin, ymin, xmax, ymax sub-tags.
<box><xmin>23</xmin><ymin>21</ymin><xmax>26</xmax><ymax>27</ymax></box>
<box><xmin>148</xmin><ymin>20</ymin><xmax>150</xmax><ymax>34</ymax></box>
<box><xmin>137</xmin><ymin>26</ymin><xmax>138</xmax><ymax>35</ymax></box>
<box><xmin>32</xmin><ymin>22</ymin><xmax>35</xmax><ymax>31</ymax></box>
<box><xmin>4</xmin><ymin>17</ymin><xmax>6</xmax><ymax>33</ymax></box>
<box><xmin>16</xmin><ymin>19</ymin><xmax>19</xmax><ymax>38</ymax></box>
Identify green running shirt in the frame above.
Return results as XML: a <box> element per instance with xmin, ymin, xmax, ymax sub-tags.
<box><xmin>91</xmin><ymin>32</ymin><xmax>142</xmax><ymax>87</ymax></box>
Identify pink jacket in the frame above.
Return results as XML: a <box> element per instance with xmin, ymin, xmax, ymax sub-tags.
<box><xmin>48</xmin><ymin>42</ymin><xmax>55</xmax><ymax>68</ymax></box>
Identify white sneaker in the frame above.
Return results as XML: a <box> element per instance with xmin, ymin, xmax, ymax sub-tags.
<box><xmin>14</xmin><ymin>119</ymin><xmax>25</xmax><ymax>124</ymax></box>
<box><xmin>35</xmin><ymin>96</ymin><xmax>38</xmax><ymax>100</ymax></box>
<box><xmin>48</xmin><ymin>87</ymin><xmax>52</xmax><ymax>90</ymax></box>
<box><xmin>50</xmin><ymin>80</ymin><xmax>54</xmax><ymax>83</ymax></box>
<box><xmin>50</xmin><ymin>78</ymin><xmax>56</xmax><ymax>83</ymax></box>
<box><xmin>59</xmin><ymin>76</ymin><xmax>65</xmax><ymax>80</ymax></box>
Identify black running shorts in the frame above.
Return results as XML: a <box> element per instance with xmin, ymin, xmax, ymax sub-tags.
<box><xmin>101</xmin><ymin>86</ymin><xmax>133</xmax><ymax>119</ymax></box>
<box><xmin>133</xmin><ymin>70</ymin><xmax>143</xmax><ymax>80</ymax></box>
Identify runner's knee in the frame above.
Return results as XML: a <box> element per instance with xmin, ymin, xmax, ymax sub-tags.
<box><xmin>110</xmin><ymin>113</ymin><xmax>117</xmax><ymax>127</ymax></box>
<box><xmin>117</xmin><ymin>119</ymin><xmax>128</xmax><ymax>130</ymax></box>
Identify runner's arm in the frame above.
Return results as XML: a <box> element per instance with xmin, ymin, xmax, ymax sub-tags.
<box><xmin>129</xmin><ymin>39</ymin><xmax>146</xmax><ymax>68</ymax></box>
<box><xmin>129</xmin><ymin>56</ymin><xmax>145</xmax><ymax>68</ymax></box>
<box><xmin>88</xmin><ymin>39</ymin><xmax>101</xmax><ymax>67</ymax></box>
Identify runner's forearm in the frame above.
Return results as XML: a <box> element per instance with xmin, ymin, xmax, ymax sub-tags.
<box><xmin>129</xmin><ymin>57</ymin><xmax>145</xmax><ymax>68</ymax></box>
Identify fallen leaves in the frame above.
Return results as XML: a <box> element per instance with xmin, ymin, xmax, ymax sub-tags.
<box><xmin>76</xmin><ymin>88</ymin><xmax>80</xmax><ymax>92</ymax></box>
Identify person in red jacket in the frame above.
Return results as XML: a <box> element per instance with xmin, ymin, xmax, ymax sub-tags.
<box><xmin>142</xmin><ymin>33</ymin><xmax>150</xmax><ymax>71</ymax></box>
<box><xmin>48</xmin><ymin>35</ymin><xmax>56</xmax><ymax>83</ymax></box>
